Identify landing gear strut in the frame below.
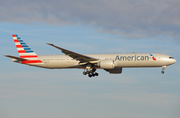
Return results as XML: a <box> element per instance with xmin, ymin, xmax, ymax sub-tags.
<box><xmin>161</xmin><ymin>66</ymin><xmax>167</xmax><ymax>74</ymax></box>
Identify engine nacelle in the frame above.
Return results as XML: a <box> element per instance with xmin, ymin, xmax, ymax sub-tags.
<box><xmin>105</xmin><ymin>68</ymin><xmax>122</xmax><ymax>74</ymax></box>
<box><xmin>99</xmin><ymin>60</ymin><xmax>114</xmax><ymax>69</ymax></box>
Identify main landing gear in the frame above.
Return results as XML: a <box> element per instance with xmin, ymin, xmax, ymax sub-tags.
<box><xmin>83</xmin><ymin>64</ymin><xmax>99</xmax><ymax>78</ymax></box>
<box><xmin>161</xmin><ymin>66</ymin><xmax>167</xmax><ymax>74</ymax></box>
<box><xmin>83</xmin><ymin>68</ymin><xmax>99</xmax><ymax>77</ymax></box>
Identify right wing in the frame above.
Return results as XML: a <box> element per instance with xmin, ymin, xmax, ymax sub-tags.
<box><xmin>4</xmin><ymin>55</ymin><xmax>28</xmax><ymax>61</ymax></box>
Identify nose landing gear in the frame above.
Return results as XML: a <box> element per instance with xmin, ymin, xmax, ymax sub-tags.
<box><xmin>161</xmin><ymin>66</ymin><xmax>167</xmax><ymax>74</ymax></box>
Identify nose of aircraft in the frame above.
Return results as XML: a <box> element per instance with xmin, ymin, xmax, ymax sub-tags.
<box><xmin>173</xmin><ymin>59</ymin><xmax>177</xmax><ymax>64</ymax></box>
<box><xmin>167</xmin><ymin>57</ymin><xmax>177</xmax><ymax>65</ymax></box>
<box><xmin>170</xmin><ymin>58</ymin><xmax>177</xmax><ymax>64</ymax></box>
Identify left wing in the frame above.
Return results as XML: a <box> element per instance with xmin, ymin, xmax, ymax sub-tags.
<box><xmin>46</xmin><ymin>43</ymin><xmax>100</xmax><ymax>64</ymax></box>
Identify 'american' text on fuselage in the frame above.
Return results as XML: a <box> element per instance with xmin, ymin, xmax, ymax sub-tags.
<box><xmin>115</xmin><ymin>55</ymin><xmax>150</xmax><ymax>61</ymax></box>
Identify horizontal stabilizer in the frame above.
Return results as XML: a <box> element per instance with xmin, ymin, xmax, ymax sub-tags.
<box><xmin>4</xmin><ymin>55</ymin><xmax>28</xmax><ymax>61</ymax></box>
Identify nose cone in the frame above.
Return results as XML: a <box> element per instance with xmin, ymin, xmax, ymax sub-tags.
<box><xmin>166</xmin><ymin>56</ymin><xmax>177</xmax><ymax>65</ymax></box>
<box><xmin>173</xmin><ymin>59</ymin><xmax>177</xmax><ymax>64</ymax></box>
<box><xmin>169</xmin><ymin>58</ymin><xmax>177</xmax><ymax>65</ymax></box>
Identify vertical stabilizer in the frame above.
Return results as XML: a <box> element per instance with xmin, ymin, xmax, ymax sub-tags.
<box><xmin>12</xmin><ymin>34</ymin><xmax>42</xmax><ymax>64</ymax></box>
<box><xmin>12</xmin><ymin>34</ymin><xmax>38</xmax><ymax>59</ymax></box>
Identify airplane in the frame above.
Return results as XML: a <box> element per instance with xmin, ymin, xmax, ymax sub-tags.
<box><xmin>4</xmin><ymin>34</ymin><xmax>176</xmax><ymax>77</ymax></box>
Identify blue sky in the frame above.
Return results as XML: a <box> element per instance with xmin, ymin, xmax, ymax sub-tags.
<box><xmin>1</xmin><ymin>0</ymin><xmax>180</xmax><ymax>118</ymax></box>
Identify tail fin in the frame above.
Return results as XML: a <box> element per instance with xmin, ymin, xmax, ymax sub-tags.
<box><xmin>12</xmin><ymin>34</ymin><xmax>38</xmax><ymax>59</ymax></box>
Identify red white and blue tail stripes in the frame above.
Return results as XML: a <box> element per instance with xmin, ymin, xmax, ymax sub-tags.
<box><xmin>12</xmin><ymin>34</ymin><xmax>42</xmax><ymax>63</ymax></box>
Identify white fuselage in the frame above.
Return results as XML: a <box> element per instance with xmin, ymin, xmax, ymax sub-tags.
<box><xmin>17</xmin><ymin>53</ymin><xmax>176</xmax><ymax>69</ymax></box>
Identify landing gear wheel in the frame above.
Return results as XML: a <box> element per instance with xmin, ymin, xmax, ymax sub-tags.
<box><xmin>83</xmin><ymin>71</ymin><xmax>87</xmax><ymax>75</ymax></box>
<box><xmin>92</xmin><ymin>74</ymin><xmax>95</xmax><ymax>77</ymax></box>
<box><xmin>161</xmin><ymin>71</ymin><xmax>164</xmax><ymax>74</ymax></box>
<box><xmin>95</xmin><ymin>73</ymin><xmax>99</xmax><ymax>76</ymax></box>
<box><xmin>88</xmin><ymin>74</ymin><xmax>92</xmax><ymax>78</ymax></box>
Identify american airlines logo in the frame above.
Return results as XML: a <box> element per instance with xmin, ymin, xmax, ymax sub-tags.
<box><xmin>115</xmin><ymin>54</ymin><xmax>156</xmax><ymax>61</ymax></box>
<box><xmin>150</xmin><ymin>54</ymin><xmax>156</xmax><ymax>60</ymax></box>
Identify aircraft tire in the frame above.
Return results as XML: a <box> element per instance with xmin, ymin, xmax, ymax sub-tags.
<box><xmin>95</xmin><ymin>73</ymin><xmax>99</xmax><ymax>76</ymax></box>
<box><xmin>83</xmin><ymin>71</ymin><xmax>87</xmax><ymax>75</ymax></box>
<box><xmin>92</xmin><ymin>74</ymin><xmax>96</xmax><ymax>77</ymax></box>
<box><xmin>88</xmin><ymin>74</ymin><xmax>92</xmax><ymax>77</ymax></box>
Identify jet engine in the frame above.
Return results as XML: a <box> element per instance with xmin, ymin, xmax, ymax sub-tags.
<box><xmin>99</xmin><ymin>60</ymin><xmax>114</xmax><ymax>69</ymax></box>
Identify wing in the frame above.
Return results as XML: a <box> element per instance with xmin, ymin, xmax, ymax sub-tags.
<box><xmin>46</xmin><ymin>43</ymin><xmax>99</xmax><ymax>64</ymax></box>
<box><xmin>4</xmin><ymin>55</ymin><xmax>28</xmax><ymax>61</ymax></box>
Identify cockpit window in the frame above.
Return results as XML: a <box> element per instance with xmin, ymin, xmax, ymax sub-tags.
<box><xmin>169</xmin><ymin>57</ymin><xmax>174</xmax><ymax>59</ymax></box>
